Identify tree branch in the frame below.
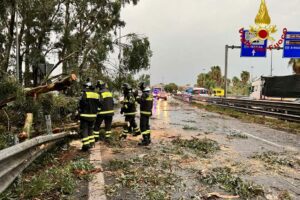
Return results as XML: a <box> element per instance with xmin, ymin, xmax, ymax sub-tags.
<box><xmin>43</xmin><ymin>51</ymin><xmax>78</xmax><ymax>83</ymax></box>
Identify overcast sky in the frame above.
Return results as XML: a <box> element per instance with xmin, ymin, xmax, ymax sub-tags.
<box><xmin>121</xmin><ymin>0</ymin><xmax>300</xmax><ymax>85</ymax></box>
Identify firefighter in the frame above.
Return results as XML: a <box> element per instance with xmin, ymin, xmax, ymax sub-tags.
<box><xmin>137</xmin><ymin>82</ymin><xmax>153</xmax><ymax>146</ymax></box>
<box><xmin>79</xmin><ymin>80</ymin><xmax>100</xmax><ymax>151</ymax></box>
<box><xmin>93</xmin><ymin>80</ymin><xmax>114</xmax><ymax>143</ymax></box>
<box><xmin>120</xmin><ymin>83</ymin><xmax>141</xmax><ymax>139</ymax></box>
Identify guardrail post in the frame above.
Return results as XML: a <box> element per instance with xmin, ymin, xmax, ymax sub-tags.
<box><xmin>45</xmin><ymin>115</ymin><xmax>53</xmax><ymax>135</ymax></box>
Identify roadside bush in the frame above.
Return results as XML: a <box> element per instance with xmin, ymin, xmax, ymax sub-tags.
<box><xmin>0</xmin><ymin>125</ymin><xmax>14</xmax><ymax>150</ymax></box>
<box><xmin>0</xmin><ymin>74</ymin><xmax>21</xmax><ymax>101</ymax></box>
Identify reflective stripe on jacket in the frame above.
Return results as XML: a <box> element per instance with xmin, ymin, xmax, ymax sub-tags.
<box><xmin>138</xmin><ymin>92</ymin><xmax>153</xmax><ymax>116</ymax></box>
<box><xmin>79</xmin><ymin>90</ymin><xmax>100</xmax><ymax>119</ymax></box>
<box><xmin>122</xmin><ymin>92</ymin><xmax>136</xmax><ymax>115</ymax></box>
<box><xmin>98</xmin><ymin>89</ymin><xmax>114</xmax><ymax>115</ymax></box>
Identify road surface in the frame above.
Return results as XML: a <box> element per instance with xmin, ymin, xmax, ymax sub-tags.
<box><xmin>89</xmin><ymin>97</ymin><xmax>300</xmax><ymax>200</ymax></box>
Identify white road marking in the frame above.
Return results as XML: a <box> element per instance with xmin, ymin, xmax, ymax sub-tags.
<box><xmin>88</xmin><ymin>144</ymin><xmax>107</xmax><ymax>200</ymax></box>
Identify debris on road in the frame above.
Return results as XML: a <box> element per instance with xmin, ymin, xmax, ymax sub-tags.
<box><xmin>199</xmin><ymin>167</ymin><xmax>265</xmax><ymax>199</ymax></box>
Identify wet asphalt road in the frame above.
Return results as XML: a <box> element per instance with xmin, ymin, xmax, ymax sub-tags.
<box><xmin>97</xmin><ymin>97</ymin><xmax>300</xmax><ymax>199</ymax></box>
<box><xmin>149</xmin><ymin>97</ymin><xmax>300</xmax><ymax>197</ymax></box>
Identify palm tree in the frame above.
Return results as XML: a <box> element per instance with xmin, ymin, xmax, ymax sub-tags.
<box><xmin>232</xmin><ymin>76</ymin><xmax>240</xmax><ymax>87</ymax></box>
<box><xmin>288</xmin><ymin>59</ymin><xmax>300</xmax><ymax>74</ymax></box>
<box><xmin>210</xmin><ymin>66</ymin><xmax>222</xmax><ymax>86</ymax></box>
<box><xmin>241</xmin><ymin>71</ymin><xmax>250</xmax><ymax>84</ymax></box>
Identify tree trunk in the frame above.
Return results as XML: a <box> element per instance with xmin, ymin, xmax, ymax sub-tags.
<box><xmin>2</xmin><ymin>0</ymin><xmax>16</xmax><ymax>72</ymax></box>
<box><xmin>61</xmin><ymin>0</ymin><xmax>70</xmax><ymax>73</ymax></box>
<box><xmin>18</xmin><ymin>20</ymin><xmax>25</xmax><ymax>83</ymax></box>
<box><xmin>24</xmin><ymin>41</ymin><xmax>31</xmax><ymax>87</ymax></box>
<box><xmin>0</xmin><ymin>74</ymin><xmax>77</xmax><ymax>107</ymax></box>
<box><xmin>293</xmin><ymin>59</ymin><xmax>300</xmax><ymax>74</ymax></box>
<box><xmin>18</xmin><ymin>113</ymin><xmax>33</xmax><ymax>140</ymax></box>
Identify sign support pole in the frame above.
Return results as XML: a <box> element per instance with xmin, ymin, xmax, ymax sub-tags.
<box><xmin>224</xmin><ymin>45</ymin><xmax>241</xmax><ymax>98</ymax></box>
<box><xmin>224</xmin><ymin>45</ymin><xmax>229</xmax><ymax>98</ymax></box>
<box><xmin>224</xmin><ymin>45</ymin><xmax>283</xmax><ymax>98</ymax></box>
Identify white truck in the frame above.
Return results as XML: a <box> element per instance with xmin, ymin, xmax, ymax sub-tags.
<box><xmin>250</xmin><ymin>75</ymin><xmax>300</xmax><ymax>101</ymax></box>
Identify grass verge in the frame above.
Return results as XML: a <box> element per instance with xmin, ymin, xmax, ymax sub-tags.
<box><xmin>0</xmin><ymin>145</ymin><xmax>94</xmax><ymax>200</ymax></box>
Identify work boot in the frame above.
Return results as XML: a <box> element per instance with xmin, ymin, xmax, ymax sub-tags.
<box><xmin>119</xmin><ymin>134</ymin><xmax>127</xmax><ymax>140</ymax></box>
<box><xmin>132</xmin><ymin>131</ymin><xmax>141</xmax><ymax>137</ymax></box>
<box><xmin>104</xmin><ymin>137</ymin><xmax>112</xmax><ymax>144</ymax></box>
<box><xmin>81</xmin><ymin>144</ymin><xmax>90</xmax><ymax>152</ymax></box>
<box><xmin>93</xmin><ymin>131</ymin><xmax>100</xmax><ymax>142</ymax></box>
<box><xmin>99</xmin><ymin>133</ymin><xmax>105</xmax><ymax>141</ymax></box>
<box><xmin>138</xmin><ymin>135</ymin><xmax>150</xmax><ymax>146</ymax></box>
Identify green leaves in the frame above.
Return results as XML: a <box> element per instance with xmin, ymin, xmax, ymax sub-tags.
<box><xmin>164</xmin><ymin>83</ymin><xmax>178</xmax><ymax>93</ymax></box>
<box><xmin>0</xmin><ymin>0</ymin><xmax>151</xmax><ymax>89</ymax></box>
<box><xmin>122</xmin><ymin>35</ymin><xmax>152</xmax><ymax>74</ymax></box>
<box><xmin>172</xmin><ymin>137</ymin><xmax>220</xmax><ymax>156</ymax></box>
<box><xmin>200</xmin><ymin>167</ymin><xmax>265</xmax><ymax>199</ymax></box>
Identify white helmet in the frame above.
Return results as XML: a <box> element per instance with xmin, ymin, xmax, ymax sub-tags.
<box><xmin>143</xmin><ymin>87</ymin><xmax>151</xmax><ymax>92</ymax></box>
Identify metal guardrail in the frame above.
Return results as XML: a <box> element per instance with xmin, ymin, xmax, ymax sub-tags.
<box><xmin>0</xmin><ymin>132</ymin><xmax>74</xmax><ymax>193</ymax></box>
<box><xmin>174</xmin><ymin>95</ymin><xmax>300</xmax><ymax>123</ymax></box>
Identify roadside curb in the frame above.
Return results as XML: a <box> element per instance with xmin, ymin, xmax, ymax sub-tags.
<box><xmin>88</xmin><ymin>144</ymin><xmax>107</xmax><ymax>200</ymax></box>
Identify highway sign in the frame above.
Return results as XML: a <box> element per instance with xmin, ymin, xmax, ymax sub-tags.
<box><xmin>241</xmin><ymin>30</ymin><xmax>267</xmax><ymax>57</ymax></box>
<box><xmin>283</xmin><ymin>31</ymin><xmax>300</xmax><ymax>58</ymax></box>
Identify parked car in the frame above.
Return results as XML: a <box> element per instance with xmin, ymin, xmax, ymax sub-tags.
<box><xmin>212</xmin><ymin>88</ymin><xmax>224</xmax><ymax>97</ymax></box>
<box><xmin>192</xmin><ymin>87</ymin><xmax>209</xmax><ymax>97</ymax></box>
<box><xmin>159</xmin><ymin>91</ymin><xmax>168</xmax><ymax>100</ymax></box>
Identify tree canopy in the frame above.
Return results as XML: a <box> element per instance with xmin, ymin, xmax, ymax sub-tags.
<box><xmin>288</xmin><ymin>59</ymin><xmax>300</xmax><ymax>74</ymax></box>
<box><xmin>164</xmin><ymin>83</ymin><xmax>178</xmax><ymax>93</ymax></box>
<box><xmin>197</xmin><ymin>66</ymin><xmax>225</xmax><ymax>90</ymax></box>
<box><xmin>0</xmin><ymin>0</ymin><xmax>152</xmax><ymax>90</ymax></box>
<box><xmin>196</xmin><ymin>66</ymin><xmax>250</xmax><ymax>96</ymax></box>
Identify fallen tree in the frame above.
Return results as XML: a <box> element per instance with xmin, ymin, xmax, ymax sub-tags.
<box><xmin>0</xmin><ymin>74</ymin><xmax>77</xmax><ymax>108</ymax></box>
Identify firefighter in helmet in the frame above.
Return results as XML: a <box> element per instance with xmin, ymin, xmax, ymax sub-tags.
<box><xmin>120</xmin><ymin>83</ymin><xmax>141</xmax><ymax>139</ymax></box>
<box><xmin>93</xmin><ymin>80</ymin><xmax>114</xmax><ymax>143</ymax></box>
<box><xmin>79</xmin><ymin>79</ymin><xmax>99</xmax><ymax>151</ymax></box>
<box><xmin>136</xmin><ymin>82</ymin><xmax>153</xmax><ymax>146</ymax></box>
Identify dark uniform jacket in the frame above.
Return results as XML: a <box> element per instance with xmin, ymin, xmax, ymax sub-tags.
<box><xmin>98</xmin><ymin>88</ymin><xmax>114</xmax><ymax>116</ymax></box>
<box><xmin>121</xmin><ymin>92</ymin><xmax>137</xmax><ymax>116</ymax></box>
<box><xmin>137</xmin><ymin>92</ymin><xmax>153</xmax><ymax>116</ymax></box>
<box><xmin>79</xmin><ymin>89</ymin><xmax>100</xmax><ymax>120</ymax></box>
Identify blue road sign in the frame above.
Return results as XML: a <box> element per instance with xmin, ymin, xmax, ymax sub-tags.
<box><xmin>283</xmin><ymin>31</ymin><xmax>300</xmax><ymax>58</ymax></box>
<box><xmin>241</xmin><ymin>30</ymin><xmax>267</xmax><ymax>57</ymax></box>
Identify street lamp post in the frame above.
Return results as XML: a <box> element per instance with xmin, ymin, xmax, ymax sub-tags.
<box><xmin>202</xmin><ymin>68</ymin><xmax>206</xmax><ymax>87</ymax></box>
